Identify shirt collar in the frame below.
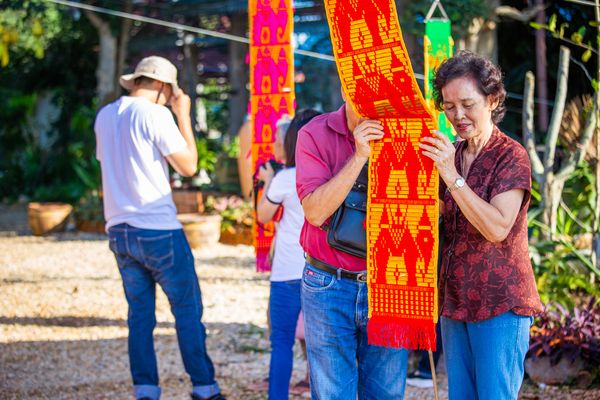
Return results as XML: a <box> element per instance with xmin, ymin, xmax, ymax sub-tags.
<box><xmin>327</xmin><ymin>105</ymin><xmax>352</xmax><ymax>136</ymax></box>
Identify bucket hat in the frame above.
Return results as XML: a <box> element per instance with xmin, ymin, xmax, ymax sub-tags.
<box><xmin>119</xmin><ymin>56</ymin><xmax>180</xmax><ymax>94</ymax></box>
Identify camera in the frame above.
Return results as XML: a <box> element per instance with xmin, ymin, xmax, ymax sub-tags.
<box><xmin>253</xmin><ymin>159</ymin><xmax>284</xmax><ymax>189</ymax></box>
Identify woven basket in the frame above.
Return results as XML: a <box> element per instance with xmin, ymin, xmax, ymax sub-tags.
<box><xmin>177</xmin><ymin>213</ymin><xmax>222</xmax><ymax>249</ymax></box>
<box><xmin>28</xmin><ymin>202</ymin><xmax>73</xmax><ymax>236</ymax></box>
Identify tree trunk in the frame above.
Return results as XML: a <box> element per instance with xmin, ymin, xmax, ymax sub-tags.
<box><xmin>114</xmin><ymin>0</ymin><xmax>133</xmax><ymax>99</ymax></box>
<box><xmin>542</xmin><ymin>175</ymin><xmax>565</xmax><ymax>239</ymax></box>
<box><xmin>85</xmin><ymin>10</ymin><xmax>117</xmax><ymax>106</ymax></box>
<box><xmin>457</xmin><ymin>17</ymin><xmax>497</xmax><ymax>61</ymax></box>
<box><xmin>534</xmin><ymin>0</ymin><xmax>549</xmax><ymax>131</ymax></box>
<box><xmin>183</xmin><ymin>34</ymin><xmax>198</xmax><ymax>133</ymax></box>
<box><xmin>592</xmin><ymin>0</ymin><xmax>600</xmax><ymax>269</ymax></box>
<box><xmin>228</xmin><ymin>12</ymin><xmax>249</xmax><ymax>138</ymax></box>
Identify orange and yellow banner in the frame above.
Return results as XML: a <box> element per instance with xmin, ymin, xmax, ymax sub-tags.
<box><xmin>324</xmin><ymin>0</ymin><xmax>439</xmax><ymax>350</ymax></box>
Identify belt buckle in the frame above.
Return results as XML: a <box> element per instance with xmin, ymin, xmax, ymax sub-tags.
<box><xmin>356</xmin><ymin>272</ymin><xmax>367</xmax><ymax>282</ymax></box>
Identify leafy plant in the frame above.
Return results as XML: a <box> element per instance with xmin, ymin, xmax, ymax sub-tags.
<box><xmin>73</xmin><ymin>190</ymin><xmax>103</xmax><ymax>223</ymax></box>
<box><xmin>528</xmin><ymin>162</ymin><xmax>600</xmax><ymax>307</ymax></box>
<box><xmin>530</xmin><ymin>13</ymin><xmax>598</xmax><ymax>65</ymax></box>
<box><xmin>400</xmin><ymin>0</ymin><xmax>492</xmax><ymax>38</ymax></box>
<box><xmin>528</xmin><ymin>298</ymin><xmax>600</xmax><ymax>372</ymax></box>
<box><xmin>204</xmin><ymin>195</ymin><xmax>253</xmax><ymax>230</ymax></box>
<box><xmin>529</xmin><ymin>238</ymin><xmax>600</xmax><ymax>307</ymax></box>
<box><xmin>195</xmin><ymin>137</ymin><xmax>219</xmax><ymax>175</ymax></box>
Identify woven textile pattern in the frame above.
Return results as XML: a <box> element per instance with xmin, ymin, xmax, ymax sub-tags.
<box><xmin>425</xmin><ymin>19</ymin><xmax>455</xmax><ymax>140</ymax></box>
<box><xmin>249</xmin><ymin>0</ymin><xmax>295</xmax><ymax>272</ymax></box>
<box><xmin>324</xmin><ymin>0</ymin><xmax>438</xmax><ymax>350</ymax></box>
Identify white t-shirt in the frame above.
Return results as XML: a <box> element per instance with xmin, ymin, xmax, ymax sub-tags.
<box><xmin>266</xmin><ymin>167</ymin><xmax>305</xmax><ymax>281</ymax></box>
<box><xmin>95</xmin><ymin>96</ymin><xmax>187</xmax><ymax>230</ymax></box>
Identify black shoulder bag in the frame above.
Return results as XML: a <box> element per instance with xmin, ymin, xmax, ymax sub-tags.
<box><xmin>324</xmin><ymin>163</ymin><xmax>368</xmax><ymax>259</ymax></box>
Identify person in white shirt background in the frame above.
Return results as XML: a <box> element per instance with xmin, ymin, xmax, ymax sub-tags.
<box><xmin>256</xmin><ymin>109</ymin><xmax>321</xmax><ymax>399</ymax></box>
<box><xmin>95</xmin><ymin>56</ymin><xmax>225</xmax><ymax>400</ymax></box>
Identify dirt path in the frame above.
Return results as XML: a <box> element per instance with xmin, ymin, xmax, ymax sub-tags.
<box><xmin>0</xmin><ymin>206</ymin><xmax>595</xmax><ymax>399</ymax></box>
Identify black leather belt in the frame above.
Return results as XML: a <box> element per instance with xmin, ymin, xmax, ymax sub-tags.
<box><xmin>305</xmin><ymin>254</ymin><xmax>367</xmax><ymax>282</ymax></box>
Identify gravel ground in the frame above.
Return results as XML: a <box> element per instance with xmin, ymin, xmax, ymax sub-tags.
<box><xmin>0</xmin><ymin>205</ymin><xmax>597</xmax><ymax>400</ymax></box>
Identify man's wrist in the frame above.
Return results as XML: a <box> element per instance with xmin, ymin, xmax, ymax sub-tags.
<box><xmin>174</xmin><ymin>113</ymin><xmax>192</xmax><ymax>123</ymax></box>
<box><xmin>352</xmin><ymin>153</ymin><xmax>369</xmax><ymax>166</ymax></box>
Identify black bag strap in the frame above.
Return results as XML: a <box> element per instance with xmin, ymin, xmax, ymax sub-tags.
<box><xmin>353</xmin><ymin>162</ymin><xmax>368</xmax><ymax>192</ymax></box>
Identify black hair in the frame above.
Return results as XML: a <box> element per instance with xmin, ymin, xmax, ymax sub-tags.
<box><xmin>133</xmin><ymin>76</ymin><xmax>157</xmax><ymax>87</ymax></box>
<box><xmin>284</xmin><ymin>109</ymin><xmax>321</xmax><ymax>167</ymax></box>
<box><xmin>433</xmin><ymin>50</ymin><xmax>507</xmax><ymax>124</ymax></box>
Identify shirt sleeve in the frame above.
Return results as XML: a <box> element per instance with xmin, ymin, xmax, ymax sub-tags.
<box><xmin>266</xmin><ymin>171</ymin><xmax>286</xmax><ymax>204</ymax></box>
<box><xmin>94</xmin><ymin>114</ymin><xmax>102</xmax><ymax>161</ymax></box>
<box><xmin>150</xmin><ymin>107</ymin><xmax>187</xmax><ymax>157</ymax></box>
<box><xmin>295</xmin><ymin>127</ymin><xmax>332</xmax><ymax>201</ymax></box>
<box><xmin>489</xmin><ymin>141</ymin><xmax>532</xmax><ymax>206</ymax></box>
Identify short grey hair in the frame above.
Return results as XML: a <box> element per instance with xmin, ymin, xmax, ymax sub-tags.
<box><xmin>276</xmin><ymin>115</ymin><xmax>293</xmax><ymax>141</ymax></box>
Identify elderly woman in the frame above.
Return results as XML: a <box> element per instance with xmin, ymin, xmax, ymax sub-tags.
<box><xmin>419</xmin><ymin>51</ymin><xmax>543</xmax><ymax>399</ymax></box>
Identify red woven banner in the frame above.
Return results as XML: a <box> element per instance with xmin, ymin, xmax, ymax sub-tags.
<box><xmin>249</xmin><ymin>0</ymin><xmax>295</xmax><ymax>272</ymax></box>
<box><xmin>324</xmin><ymin>0</ymin><xmax>439</xmax><ymax>350</ymax></box>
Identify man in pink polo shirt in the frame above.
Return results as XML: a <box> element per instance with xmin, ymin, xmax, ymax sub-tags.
<box><xmin>295</xmin><ymin>94</ymin><xmax>409</xmax><ymax>399</ymax></box>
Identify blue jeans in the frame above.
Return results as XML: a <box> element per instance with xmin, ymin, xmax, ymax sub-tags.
<box><xmin>301</xmin><ymin>263</ymin><xmax>408</xmax><ymax>400</ymax></box>
<box><xmin>268</xmin><ymin>280</ymin><xmax>302</xmax><ymax>399</ymax></box>
<box><xmin>108</xmin><ymin>223</ymin><xmax>219</xmax><ymax>400</ymax></box>
<box><xmin>441</xmin><ymin>311</ymin><xmax>533</xmax><ymax>400</ymax></box>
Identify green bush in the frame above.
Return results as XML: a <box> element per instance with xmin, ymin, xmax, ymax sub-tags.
<box><xmin>528</xmin><ymin>164</ymin><xmax>600</xmax><ymax>308</ymax></box>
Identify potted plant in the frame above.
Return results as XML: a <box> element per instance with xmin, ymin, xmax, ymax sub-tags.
<box><xmin>213</xmin><ymin>138</ymin><xmax>241</xmax><ymax>194</ymax></box>
<box><xmin>525</xmin><ymin>297</ymin><xmax>600</xmax><ymax>387</ymax></box>
<box><xmin>74</xmin><ymin>190</ymin><xmax>105</xmax><ymax>233</ymax></box>
<box><xmin>216</xmin><ymin>195</ymin><xmax>254</xmax><ymax>245</ymax></box>
<box><xmin>171</xmin><ymin>137</ymin><xmax>218</xmax><ymax>213</ymax></box>
<box><xmin>27</xmin><ymin>201</ymin><xmax>73</xmax><ymax>236</ymax></box>
<box><xmin>177</xmin><ymin>194</ymin><xmax>223</xmax><ymax>249</ymax></box>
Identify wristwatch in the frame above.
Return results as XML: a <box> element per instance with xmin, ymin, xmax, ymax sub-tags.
<box><xmin>448</xmin><ymin>176</ymin><xmax>465</xmax><ymax>193</ymax></box>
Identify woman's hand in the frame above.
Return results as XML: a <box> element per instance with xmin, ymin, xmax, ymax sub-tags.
<box><xmin>257</xmin><ymin>161</ymin><xmax>275</xmax><ymax>183</ymax></box>
<box><xmin>353</xmin><ymin>119</ymin><xmax>384</xmax><ymax>161</ymax></box>
<box><xmin>420</xmin><ymin>130</ymin><xmax>460</xmax><ymax>185</ymax></box>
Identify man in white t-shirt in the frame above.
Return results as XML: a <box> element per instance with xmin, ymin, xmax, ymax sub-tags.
<box><xmin>95</xmin><ymin>56</ymin><xmax>225</xmax><ymax>400</ymax></box>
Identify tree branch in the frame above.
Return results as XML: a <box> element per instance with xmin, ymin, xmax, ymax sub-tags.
<box><xmin>556</xmin><ymin>91</ymin><xmax>599</xmax><ymax>180</ymax></box>
<box><xmin>495</xmin><ymin>5</ymin><xmax>545</xmax><ymax>22</ymax></box>
<box><xmin>83</xmin><ymin>9</ymin><xmax>110</xmax><ymax>35</ymax></box>
<box><xmin>523</xmin><ymin>71</ymin><xmax>544</xmax><ymax>182</ymax></box>
<box><xmin>543</xmin><ymin>46</ymin><xmax>570</xmax><ymax>174</ymax></box>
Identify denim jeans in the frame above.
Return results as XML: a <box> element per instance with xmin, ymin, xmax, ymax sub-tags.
<box><xmin>441</xmin><ymin>311</ymin><xmax>533</xmax><ymax>400</ymax></box>
<box><xmin>301</xmin><ymin>263</ymin><xmax>408</xmax><ymax>400</ymax></box>
<box><xmin>108</xmin><ymin>223</ymin><xmax>219</xmax><ymax>400</ymax></box>
<box><xmin>268</xmin><ymin>280</ymin><xmax>302</xmax><ymax>399</ymax></box>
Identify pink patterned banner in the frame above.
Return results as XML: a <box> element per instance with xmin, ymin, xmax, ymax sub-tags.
<box><xmin>249</xmin><ymin>0</ymin><xmax>295</xmax><ymax>272</ymax></box>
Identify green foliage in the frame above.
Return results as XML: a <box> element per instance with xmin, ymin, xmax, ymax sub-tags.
<box><xmin>204</xmin><ymin>195</ymin><xmax>253</xmax><ymax>230</ymax></box>
<box><xmin>0</xmin><ymin>2</ymin><xmax>98</xmax><ymax>203</ymax></box>
<box><xmin>528</xmin><ymin>165</ymin><xmax>600</xmax><ymax>308</ymax></box>
<box><xmin>530</xmin><ymin>13</ymin><xmax>598</xmax><ymax>63</ymax></box>
<box><xmin>195</xmin><ymin>137</ymin><xmax>219</xmax><ymax>175</ymax></box>
<box><xmin>199</xmin><ymin>77</ymin><xmax>230</xmax><ymax>136</ymax></box>
<box><xmin>73</xmin><ymin>190</ymin><xmax>104</xmax><ymax>223</ymax></box>
<box><xmin>399</xmin><ymin>0</ymin><xmax>491</xmax><ymax>38</ymax></box>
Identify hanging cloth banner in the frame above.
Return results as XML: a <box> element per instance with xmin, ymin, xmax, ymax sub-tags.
<box><xmin>248</xmin><ymin>0</ymin><xmax>295</xmax><ymax>272</ymax></box>
<box><xmin>424</xmin><ymin>1</ymin><xmax>455</xmax><ymax>140</ymax></box>
<box><xmin>324</xmin><ymin>0</ymin><xmax>439</xmax><ymax>350</ymax></box>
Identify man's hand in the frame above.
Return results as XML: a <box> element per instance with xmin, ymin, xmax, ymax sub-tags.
<box><xmin>353</xmin><ymin>119</ymin><xmax>384</xmax><ymax>161</ymax></box>
<box><xmin>165</xmin><ymin>88</ymin><xmax>197</xmax><ymax>177</ymax></box>
<box><xmin>170</xmin><ymin>89</ymin><xmax>191</xmax><ymax>119</ymax></box>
